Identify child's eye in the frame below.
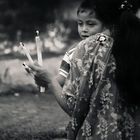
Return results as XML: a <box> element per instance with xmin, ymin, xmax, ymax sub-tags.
<box><xmin>77</xmin><ymin>21</ymin><xmax>83</xmax><ymax>26</ymax></box>
<box><xmin>87</xmin><ymin>21</ymin><xmax>95</xmax><ymax>26</ymax></box>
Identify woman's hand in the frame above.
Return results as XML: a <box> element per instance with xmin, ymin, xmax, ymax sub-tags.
<box><xmin>28</xmin><ymin>63</ymin><xmax>52</xmax><ymax>88</ymax></box>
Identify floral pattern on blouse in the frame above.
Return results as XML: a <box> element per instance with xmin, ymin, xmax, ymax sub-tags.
<box><xmin>62</xmin><ymin>33</ymin><xmax>140</xmax><ymax>140</ymax></box>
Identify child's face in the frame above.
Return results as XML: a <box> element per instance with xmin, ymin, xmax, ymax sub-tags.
<box><xmin>77</xmin><ymin>10</ymin><xmax>105</xmax><ymax>39</ymax></box>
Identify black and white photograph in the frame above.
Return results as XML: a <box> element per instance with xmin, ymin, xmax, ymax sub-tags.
<box><xmin>0</xmin><ymin>0</ymin><xmax>140</xmax><ymax>139</ymax></box>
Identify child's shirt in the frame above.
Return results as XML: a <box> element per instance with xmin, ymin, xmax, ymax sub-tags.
<box><xmin>59</xmin><ymin>44</ymin><xmax>77</xmax><ymax>78</ymax></box>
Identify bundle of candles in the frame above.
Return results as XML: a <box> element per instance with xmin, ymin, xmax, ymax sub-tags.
<box><xmin>20</xmin><ymin>30</ymin><xmax>45</xmax><ymax>93</ymax></box>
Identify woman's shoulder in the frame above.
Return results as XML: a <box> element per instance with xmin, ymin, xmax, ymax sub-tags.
<box><xmin>86</xmin><ymin>32</ymin><xmax>113</xmax><ymax>44</ymax></box>
<box><xmin>76</xmin><ymin>32</ymin><xmax>112</xmax><ymax>45</ymax></box>
<box><xmin>72</xmin><ymin>33</ymin><xmax>113</xmax><ymax>60</ymax></box>
<box><xmin>77</xmin><ymin>33</ymin><xmax>112</xmax><ymax>50</ymax></box>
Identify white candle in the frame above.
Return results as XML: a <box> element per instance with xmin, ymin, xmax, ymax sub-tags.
<box><xmin>35</xmin><ymin>30</ymin><xmax>43</xmax><ymax>66</ymax></box>
<box><xmin>20</xmin><ymin>42</ymin><xmax>34</xmax><ymax>64</ymax></box>
<box><xmin>35</xmin><ymin>31</ymin><xmax>45</xmax><ymax>93</ymax></box>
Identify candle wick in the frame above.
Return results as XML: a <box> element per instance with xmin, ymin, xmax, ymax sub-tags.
<box><xmin>20</xmin><ymin>42</ymin><xmax>24</xmax><ymax>46</ymax></box>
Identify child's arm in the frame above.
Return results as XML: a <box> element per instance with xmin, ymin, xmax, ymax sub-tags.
<box><xmin>57</xmin><ymin>59</ymin><xmax>70</xmax><ymax>87</ymax></box>
<box><xmin>28</xmin><ymin>64</ymin><xmax>73</xmax><ymax>116</ymax></box>
<box><xmin>56</xmin><ymin>74</ymin><xmax>66</xmax><ymax>87</ymax></box>
<box><xmin>57</xmin><ymin>51</ymin><xmax>72</xmax><ymax>87</ymax></box>
<box><xmin>57</xmin><ymin>44</ymin><xmax>77</xmax><ymax>87</ymax></box>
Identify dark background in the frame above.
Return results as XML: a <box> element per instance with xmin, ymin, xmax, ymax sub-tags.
<box><xmin>0</xmin><ymin>0</ymin><xmax>81</xmax><ymax>42</ymax></box>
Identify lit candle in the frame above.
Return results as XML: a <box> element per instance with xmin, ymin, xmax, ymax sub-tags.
<box><xmin>35</xmin><ymin>30</ymin><xmax>43</xmax><ymax>66</ymax></box>
<box><xmin>20</xmin><ymin>42</ymin><xmax>34</xmax><ymax>64</ymax></box>
<box><xmin>35</xmin><ymin>31</ymin><xmax>45</xmax><ymax>93</ymax></box>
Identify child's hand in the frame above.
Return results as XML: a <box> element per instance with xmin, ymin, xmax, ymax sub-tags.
<box><xmin>28</xmin><ymin>63</ymin><xmax>52</xmax><ymax>88</ymax></box>
<box><xmin>23</xmin><ymin>62</ymin><xmax>33</xmax><ymax>74</ymax></box>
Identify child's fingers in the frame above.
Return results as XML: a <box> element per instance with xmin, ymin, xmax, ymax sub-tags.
<box><xmin>28</xmin><ymin>63</ymin><xmax>42</xmax><ymax>73</ymax></box>
<box><xmin>25</xmin><ymin>67</ymin><xmax>31</xmax><ymax>74</ymax></box>
<box><xmin>24</xmin><ymin>63</ymin><xmax>51</xmax><ymax>88</ymax></box>
<box><xmin>23</xmin><ymin>62</ymin><xmax>33</xmax><ymax>74</ymax></box>
<box><xmin>34</xmin><ymin>61</ymin><xmax>40</xmax><ymax>66</ymax></box>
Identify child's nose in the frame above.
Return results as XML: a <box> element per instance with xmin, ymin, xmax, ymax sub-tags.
<box><xmin>82</xmin><ymin>25</ymin><xmax>88</xmax><ymax>32</ymax></box>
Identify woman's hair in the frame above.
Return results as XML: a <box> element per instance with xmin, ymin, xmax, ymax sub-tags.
<box><xmin>113</xmin><ymin>10</ymin><xmax>140</xmax><ymax>105</ymax></box>
<box><xmin>79</xmin><ymin>0</ymin><xmax>140</xmax><ymax>105</ymax></box>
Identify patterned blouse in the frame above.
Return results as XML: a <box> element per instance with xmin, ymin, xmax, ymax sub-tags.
<box><xmin>62</xmin><ymin>33</ymin><xmax>140</xmax><ymax>140</ymax></box>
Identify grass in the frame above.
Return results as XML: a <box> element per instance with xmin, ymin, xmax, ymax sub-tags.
<box><xmin>0</xmin><ymin>91</ymin><xmax>69</xmax><ymax>140</ymax></box>
<box><xmin>0</xmin><ymin>56</ymin><xmax>69</xmax><ymax>140</ymax></box>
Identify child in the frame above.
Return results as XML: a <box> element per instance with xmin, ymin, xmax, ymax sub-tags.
<box><xmin>58</xmin><ymin>0</ymin><xmax>106</xmax><ymax>87</ymax></box>
<box><xmin>28</xmin><ymin>0</ymin><xmax>140</xmax><ymax>139</ymax></box>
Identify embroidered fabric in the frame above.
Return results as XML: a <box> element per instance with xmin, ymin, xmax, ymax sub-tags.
<box><xmin>62</xmin><ymin>33</ymin><xmax>140</xmax><ymax>140</ymax></box>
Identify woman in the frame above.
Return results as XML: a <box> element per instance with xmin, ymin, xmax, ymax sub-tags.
<box><xmin>28</xmin><ymin>0</ymin><xmax>140</xmax><ymax>139</ymax></box>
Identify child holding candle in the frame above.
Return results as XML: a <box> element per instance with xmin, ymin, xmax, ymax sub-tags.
<box><xmin>57</xmin><ymin>0</ymin><xmax>106</xmax><ymax>87</ymax></box>
<box><xmin>23</xmin><ymin>0</ymin><xmax>106</xmax><ymax>88</ymax></box>
<box><xmin>28</xmin><ymin>0</ymin><xmax>140</xmax><ymax>139</ymax></box>
<box><xmin>21</xmin><ymin>31</ymin><xmax>45</xmax><ymax>92</ymax></box>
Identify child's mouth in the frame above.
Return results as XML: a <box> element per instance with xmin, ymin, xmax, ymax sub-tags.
<box><xmin>81</xmin><ymin>35</ymin><xmax>89</xmax><ymax>39</ymax></box>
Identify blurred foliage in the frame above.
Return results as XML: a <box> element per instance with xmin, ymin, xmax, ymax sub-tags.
<box><xmin>0</xmin><ymin>0</ymin><xmax>81</xmax><ymax>42</ymax></box>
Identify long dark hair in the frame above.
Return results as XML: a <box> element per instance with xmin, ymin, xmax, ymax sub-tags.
<box><xmin>113</xmin><ymin>10</ymin><xmax>140</xmax><ymax>105</ymax></box>
<box><xmin>86</xmin><ymin>0</ymin><xmax>140</xmax><ymax>105</ymax></box>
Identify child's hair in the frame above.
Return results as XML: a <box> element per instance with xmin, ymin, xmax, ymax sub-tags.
<box><xmin>77</xmin><ymin>0</ymin><xmax>96</xmax><ymax>16</ymax></box>
<box><xmin>78</xmin><ymin>0</ymin><xmax>140</xmax><ymax>105</ymax></box>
